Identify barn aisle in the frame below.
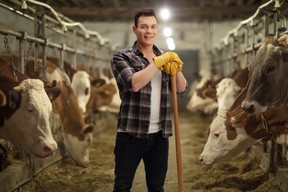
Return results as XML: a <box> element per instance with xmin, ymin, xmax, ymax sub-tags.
<box><xmin>20</xmin><ymin>111</ymin><xmax>281</xmax><ymax>192</ymax></box>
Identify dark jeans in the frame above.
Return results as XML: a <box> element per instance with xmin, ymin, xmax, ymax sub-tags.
<box><xmin>113</xmin><ymin>131</ymin><xmax>169</xmax><ymax>192</ymax></box>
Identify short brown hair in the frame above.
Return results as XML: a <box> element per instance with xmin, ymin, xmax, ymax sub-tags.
<box><xmin>134</xmin><ymin>9</ymin><xmax>158</xmax><ymax>27</ymax></box>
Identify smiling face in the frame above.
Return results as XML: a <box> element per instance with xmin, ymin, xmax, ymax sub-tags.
<box><xmin>133</xmin><ymin>15</ymin><xmax>158</xmax><ymax>47</ymax></box>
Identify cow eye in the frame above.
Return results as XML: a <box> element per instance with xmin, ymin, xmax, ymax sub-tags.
<box><xmin>266</xmin><ymin>65</ymin><xmax>276</xmax><ymax>74</ymax></box>
<box><xmin>213</xmin><ymin>133</ymin><xmax>220</xmax><ymax>138</ymax></box>
<box><xmin>27</xmin><ymin>105</ymin><xmax>34</xmax><ymax>113</ymax></box>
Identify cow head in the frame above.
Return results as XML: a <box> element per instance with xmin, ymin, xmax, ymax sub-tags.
<box><xmin>199</xmin><ymin>79</ymin><xmax>254</xmax><ymax>165</ymax></box>
<box><xmin>199</xmin><ymin>109</ymin><xmax>256</xmax><ymax>165</ymax></box>
<box><xmin>242</xmin><ymin>36</ymin><xmax>288</xmax><ymax>114</ymax></box>
<box><xmin>86</xmin><ymin>77</ymin><xmax>119</xmax><ymax>115</ymax></box>
<box><xmin>0</xmin><ymin>79</ymin><xmax>57</xmax><ymax>157</ymax></box>
<box><xmin>186</xmin><ymin>77</ymin><xmax>218</xmax><ymax>115</ymax></box>
<box><xmin>61</xmin><ymin>124</ymin><xmax>94</xmax><ymax>167</ymax></box>
<box><xmin>71</xmin><ymin>71</ymin><xmax>91</xmax><ymax>114</ymax></box>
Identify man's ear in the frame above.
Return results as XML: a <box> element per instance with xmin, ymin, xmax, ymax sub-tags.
<box><xmin>132</xmin><ymin>25</ymin><xmax>137</xmax><ymax>33</ymax></box>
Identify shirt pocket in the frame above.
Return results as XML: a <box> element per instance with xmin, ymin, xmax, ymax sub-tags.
<box><xmin>130</xmin><ymin>59</ymin><xmax>146</xmax><ymax>72</ymax></box>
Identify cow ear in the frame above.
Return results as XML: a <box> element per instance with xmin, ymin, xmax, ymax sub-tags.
<box><xmin>281</xmin><ymin>49</ymin><xmax>288</xmax><ymax>63</ymax></box>
<box><xmin>91</xmin><ymin>78</ymin><xmax>106</xmax><ymax>87</ymax></box>
<box><xmin>8</xmin><ymin>89</ymin><xmax>21</xmax><ymax>109</ymax></box>
<box><xmin>82</xmin><ymin>125</ymin><xmax>94</xmax><ymax>134</ymax></box>
<box><xmin>51</xmin><ymin>80</ymin><xmax>57</xmax><ymax>87</ymax></box>
<box><xmin>84</xmin><ymin>87</ymin><xmax>89</xmax><ymax>95</ymax></box>
<box><xmin>203</xmin><ymin>89</ymin><xmax>216</xmax><ymax>99</ymax></box>
<box><xmin>46</xmin><ymin>87</ymin><xmax>61</xmax><ymax>102</ymax></box>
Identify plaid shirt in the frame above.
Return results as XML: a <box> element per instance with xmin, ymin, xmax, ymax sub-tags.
<box><xmin>111</xmin><ymin>42</ymin><xmax>174</xmax><ymax>138</ymax></box>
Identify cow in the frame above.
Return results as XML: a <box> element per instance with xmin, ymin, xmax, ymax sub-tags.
<box><xmin>47</xmin><ymin>58</ymin><xmax>119</xmax><ymax>114</ymax></box>
<box><xmin>85</xmin><ymin>77</ymin><xmax>114</xmax><ymax>116</ymax></box>
<box><xmin>186</xmin><ymin>76</ymin><xmax>218</xmax><ymax>115</ymax></box>
<box><xmin>71</xmin><ymin>70</ymin><xmax>91</xmax><ymax>114</ymax></box>
<box><xmin>199</xmin><ymin>80</ymin><xmax>288</xmax><ymax>165</ymax></box>
<box><xmin>187</xmin><ymin>67</ymin><xmax>249</xmax><ymax>115</ymax></box>
<box><xmin>199</xmin><ymin>78</ymin><xmax>242</xmax><ymax>165</ymax></box>
<box><xmin>25</xmin><ymin>58</ymin><xmax>94</xmax><ymax>167</ymax></box>
<box><xmin>96</xmin><ymin>77</ymin><xmax>120</xmax><ymax>113</ymax></box>
<box><xmin>0</xmin><ymin>57</ymin><xmax>58</xmax><ymax>157</ymax></box>
<box><xmin>242</xmin><ymin>36</ymin><xmax>288</xmax><ymax>114</ymax></box>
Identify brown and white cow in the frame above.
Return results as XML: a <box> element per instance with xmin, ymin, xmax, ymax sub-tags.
<box><xmin>0</xmin><ymin>58</ymin><xmax>58</xmax><ymax>157</ymax></box>
<box><xmin>199</xmin><ymin>79</ymin><xmax>288</xmax><ymax>165</ymax></box>
<box><xmin>96</xmin><ymin>77</ymin><xmax>120</xmax><ymax>113</ymax></box>
<box><xmin>25</xmin><ymin>58</ymin><xmax>94</xmax><ymax>167</ymax></box>
<box><xmin>242</xmin><ymin>36</ymin><xmax>288</xmax><ymax>114</ymax></box>
<box><xmin>187</xmin><ymin>67</ymin><xmax>249</xmax><ymax>115</ymax></box>
<box><xmin>199</xmin><ymin>78</ymin><xmax>242</xmax><ymax>165</ymax></box>
<box><xmin>186</xmin><ymin>76</ymin><xmax>218</xmax><ymax>115</ymax></box>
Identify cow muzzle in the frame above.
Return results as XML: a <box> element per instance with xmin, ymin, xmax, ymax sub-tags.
<box><xmin>241</xmin><ymin>100</ymin><xmax>267</xmax><ymax>114</ymax></box>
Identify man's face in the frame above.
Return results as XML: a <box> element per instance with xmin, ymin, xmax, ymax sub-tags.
<box><xmin>133</xmin><ymin>16</ymin><xmax>158</xmax><ymax>46</ymax></box>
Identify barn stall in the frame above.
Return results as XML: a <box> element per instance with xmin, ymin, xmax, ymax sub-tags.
<box><xmin>0</xmin><ymin>0</ymin><xmax>287</xmax><ymax>191</ymax></box>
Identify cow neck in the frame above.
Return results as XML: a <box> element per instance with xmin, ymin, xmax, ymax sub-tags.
<box><xmin>52</xmin><ymin>81</ymin><xmax>72</xmax><ymax>129</ymax></box>
<box><xmin>216</xmin><ymin>108</ymin><xmax>227</xmax><ymax>118</ymax></box>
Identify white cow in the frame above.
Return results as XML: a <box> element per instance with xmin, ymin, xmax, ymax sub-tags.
<box><xmin>199</xmin><ymin>78</ymin><xmax>245</xmax><ymax>165</ymax></box>
<box><xmin>0</xmin><ymin>79</ymin><xmax>58</xmax><ymax>157</ymax></box>
<box><xmin>71</xmin><ymin>71</ymin><xmax>91</xmax><ymax>114</ymax></box>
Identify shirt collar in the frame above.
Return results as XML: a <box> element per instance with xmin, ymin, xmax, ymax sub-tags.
<box><xmin>132</xmin><ymin>41</ymin><xmax>162</xmax><ymax>56</ymax></box>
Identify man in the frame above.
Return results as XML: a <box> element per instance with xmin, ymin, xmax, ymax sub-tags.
<box><xmin>111</xmin><ymin>8</ymin><xmax>187</xmax><ymax>192</ymax></box>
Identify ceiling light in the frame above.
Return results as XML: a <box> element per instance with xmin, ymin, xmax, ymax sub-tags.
<box><xmin>160</xmin><ymin>8</ymin><xmax>170</xmax><ymax>21</ymax></box>
<box><xmin>166</xmin><ymin>37</ymin><xmax>175</xmax><ymax>50</ymax></box>
<box><xmin>163</xmin><ymin>27</ymin><xmax>172</xmax><ymax>37</ymax></box>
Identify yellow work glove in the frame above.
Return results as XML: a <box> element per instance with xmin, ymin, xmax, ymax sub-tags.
<box><xmin>163</xmin><ymin>61</ymin><xmax>183</xmax><ymax>75</ymax></box>
<box><xmin>153</xmin><ymin>52</ymin><xmax>183</xmax><ymax>71</ymax></box>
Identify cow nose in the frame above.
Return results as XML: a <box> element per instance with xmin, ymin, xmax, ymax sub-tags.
<box><xmin>241</xmin><ymin>101</ymin><xmax>255</xmax><ymax>114</ymax></box>
<box><xmin>43</xmin><ymin>143</ymin><xmax>58</xmax><ymax>155</ymax></box>
<box><xmin>199</xmin><ymin>156</ymin><xmax>204</xmax><ymax>164</ymax></box>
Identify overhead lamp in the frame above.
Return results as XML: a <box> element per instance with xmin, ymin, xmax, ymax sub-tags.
<box><xmin>160</xmin><ymin>8</ymin><xmax>170</xmax><ymax>21</ymax></box>
<box><xmin>166</xmin><ymin>37</ymin><xmax>175</xmax><ymax>50</ymax></box>
<box><xmin>163</xmin><ymin>27</ymin><xmax>172</xmax><ymax>37</ymax></box>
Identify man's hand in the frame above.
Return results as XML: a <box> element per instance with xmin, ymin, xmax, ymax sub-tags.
<box><xmin>153</xmin><ymin>52</ymin><xmax>183</xmax><ymax>70</ymax></box>
<box><xmin>163</xmin><ymin>61</ymin><xmax>183</xmax><ymax>75</ymax></box>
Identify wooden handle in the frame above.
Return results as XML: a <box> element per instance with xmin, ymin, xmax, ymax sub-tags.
<box><xmin>171</xmin><ymin>74</ymin><xmax>184</xmax><ymax>192</ymax></box>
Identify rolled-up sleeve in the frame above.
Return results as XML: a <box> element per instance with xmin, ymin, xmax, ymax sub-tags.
<box><xmin>111</xmin><ymin>52</ymin><xmax>135</xmax><ymax>92</ymax></box>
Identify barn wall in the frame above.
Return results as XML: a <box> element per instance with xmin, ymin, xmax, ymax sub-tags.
<box><xmin>0</xmin><ymin>7</ymin><xmax>240</xmax><ymax>77</ymax></box>
<box><xmin>0</xmin><ymin>7</ymin><xmax>240</xmax><ymax>111</ymax></box>
<box><xmin>84</xmin><ymin>21</ymin><xmax>240</xmax><ymax>111</ymax></box>
<box><xmin>84</xmin><ymin>20</ymin><xmax>240</xmax><ymax>79</ymax></box>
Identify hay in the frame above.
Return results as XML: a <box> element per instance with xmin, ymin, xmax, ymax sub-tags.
<box><xmin>20</xmin><ymin>111</ymin><xmax>282</xmax><ymax>192</ymax></box>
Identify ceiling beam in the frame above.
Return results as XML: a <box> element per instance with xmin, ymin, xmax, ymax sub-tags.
<box><xmin>53</xmin><ymin>6</ymin><xmax>260</xmax><ymax>22</ymax></box>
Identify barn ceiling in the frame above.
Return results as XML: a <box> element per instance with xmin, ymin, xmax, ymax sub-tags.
<box><xmin>20</xmin><ymin>0</ymin><xmax>270</xmax><ymax>22</ymax></box>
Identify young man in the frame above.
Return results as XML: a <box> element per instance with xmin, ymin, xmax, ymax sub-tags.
<box><xmin>111</xmin><ymin>8</ymin><xmax>187</xmax><ymax>192</ymax></box>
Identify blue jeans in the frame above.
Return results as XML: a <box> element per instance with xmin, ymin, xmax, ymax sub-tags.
<box><xmin>113</xmin><ymin>131</ymin><xmax>169</xmax><ymax>192</ymax></box>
